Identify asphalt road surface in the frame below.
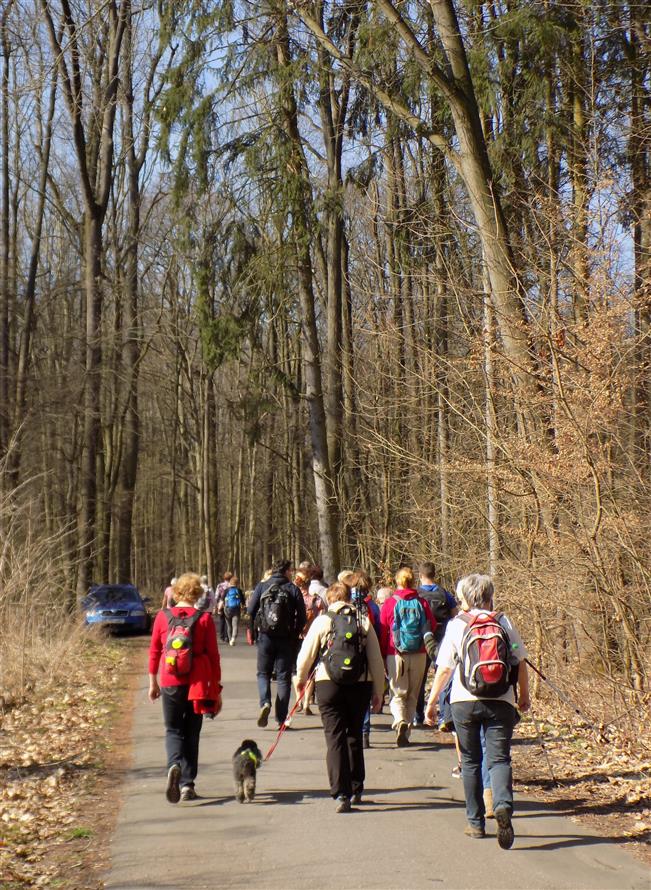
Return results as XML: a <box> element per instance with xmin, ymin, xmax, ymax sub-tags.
<box><xmin>106</xmin><ymin>637</ymin><xmax>650</xmax><ymax>890</ymax></box>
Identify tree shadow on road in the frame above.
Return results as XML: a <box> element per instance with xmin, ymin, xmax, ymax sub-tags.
<box><xmin>253</xmin><ymin>789</ymin><xmax>332</xmax><ymax>805</ymax></box>
<box><xmin>514</xmin><ymin>832</ymin><xmax>644</xmax><ymax>852</ymax></box>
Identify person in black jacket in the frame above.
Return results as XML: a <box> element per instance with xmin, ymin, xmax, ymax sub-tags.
<box><xmin>247</xmin><ymin>559</ymin><xmax>306</xmax><ymax>728</ymax></box>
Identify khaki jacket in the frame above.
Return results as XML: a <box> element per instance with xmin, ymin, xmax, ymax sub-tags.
<box><xmin>296</xmin><ymin>600</ymin><xmax>386</xmax><ymax>698</ymax></box>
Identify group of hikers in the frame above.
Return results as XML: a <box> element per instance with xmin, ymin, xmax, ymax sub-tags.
<box><xmin>148</xmin><ymin>558</ymin><xmax>529</xmax><ymax>849</ymax></box>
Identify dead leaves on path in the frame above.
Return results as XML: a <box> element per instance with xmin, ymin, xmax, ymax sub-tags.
<box><xmin>0</xmin><ymin>639</ymin><xmax>128</xmax><ymax>888</ymax></box>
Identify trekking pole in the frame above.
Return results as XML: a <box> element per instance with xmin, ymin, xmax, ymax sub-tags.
<box><xmin>528</xmin><ymin>711</ymin><xmax>557</xmax><ymax>787</ymax></box>
<box><xmin>264</xmin><ymin>665</ymin><xmax>318</xmax><ymax>762</ymax></box>
<box><xmin>524</xmin><ymin>659</ymin><xmax>597</xmax><ymax>729</ymax></box>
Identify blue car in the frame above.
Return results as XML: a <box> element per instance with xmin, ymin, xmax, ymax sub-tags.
<box><xmin>82</xmin><ymin>584</ymin><xmax>151</xmax><ymax>633</ymax></box>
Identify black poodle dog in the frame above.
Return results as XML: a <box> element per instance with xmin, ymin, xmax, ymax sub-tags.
<box><xmin>232</xmin><ymin>739</ymin><xmax>263</xmax><ymax>802</ymax></box>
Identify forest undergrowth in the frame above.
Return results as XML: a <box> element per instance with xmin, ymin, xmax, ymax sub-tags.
<box><xmin>0</xmin><ymin>629</ymin><xmax>139</xmax><ymax>890</ymax></box>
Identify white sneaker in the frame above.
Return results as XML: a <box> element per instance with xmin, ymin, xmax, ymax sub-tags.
<box><xmin>229</xmin><ymin>639</ymin><xmax>234</xmax><ymax>646</ymax></box>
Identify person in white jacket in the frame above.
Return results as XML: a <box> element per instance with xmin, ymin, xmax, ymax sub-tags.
<box><xmin>296</xmin><ymin>581</ymin><xmax>385</xmax><ymax>813</ymax></box>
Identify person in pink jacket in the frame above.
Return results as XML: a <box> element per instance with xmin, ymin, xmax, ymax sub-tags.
<box><xmin>378</xmin><ymin>566</ymin><xmax>436</xmax><ymax>747</ymax></box>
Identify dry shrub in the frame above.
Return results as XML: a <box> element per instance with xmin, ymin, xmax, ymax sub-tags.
<box><xmin>0</xmin><ymin>477</ymin><xmax>82</xmax><ymax>709</ymax></box>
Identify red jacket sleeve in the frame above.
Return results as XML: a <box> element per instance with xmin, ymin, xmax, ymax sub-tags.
<box><xmin>378</xmin><ymin>598</ymin><xmax>395</xmax><ymax>658</ymax></box>
<box><xmin>198</xmin><ymin>612</ymin><xmax>221</xmax><ymax>685</ymax></box>
<box><xmin>148</xmin><ymin>610</ymin><xmax>167</xmax><ymax>674</ymax></box>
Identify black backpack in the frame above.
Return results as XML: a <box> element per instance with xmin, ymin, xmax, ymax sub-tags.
<box><xmin>256</xmin><ymin>584</ymin><xmax>292</xmax><ymax>636</ymax></box>
<box><xmin>322</xmin><ymin>606</ymin><xmax>368</xmax><ymax>684</ymax></box>
<box><xmin>419</xmin><ymin>584</ymin><xmax>453</xmax><ymax>643</ymax></box>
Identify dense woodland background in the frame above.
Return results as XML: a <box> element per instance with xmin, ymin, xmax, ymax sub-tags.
<box><xmin>0</xmin><ymin>0</ymin><xmax>649</xmax><ymax>704</ymax></box>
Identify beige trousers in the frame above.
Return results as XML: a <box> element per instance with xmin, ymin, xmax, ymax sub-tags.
<box><xmin>386</xmin><ymin>652</ymin><xmax>427</xmax><ymax>731</ymax></box>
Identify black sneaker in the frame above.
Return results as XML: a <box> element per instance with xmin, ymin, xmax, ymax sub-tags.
<box><xmin>396</xmin><ymin>722</ymin><xmax>410</xmax><ymax>747</ymax></box>
<box><xmin>257</xmin><ymin>702</ymin><xmax>271</xmax><ymax>727</ymax></box>
<box><xmin>165</xmin><ymin>764</ymin><xmax>181</xmax><ymax>804</ymax></box>
<box><xmin>335</xmin><ymin>795</ymin><xmax>352</xmax><ymax>813</ymax></box>
<box><xmin>494</xmin><ymin>807</ymin><xmax>515</xmax><ymax>849</ymax></box>
<box><xmin>351</xmin><ymin>791</ymin><xmax>363</xmax><ymax>805</ymax></box>
<box><xmin>362</xmin><ymin>732</ymin><xmax>370</xmax><ymax>749</ymax></box>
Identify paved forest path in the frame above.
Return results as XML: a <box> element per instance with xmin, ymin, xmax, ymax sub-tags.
<box><xmin>106</xmin><ymin>639</ymin><xmax>650</xmax><ymax>890</ymax></box>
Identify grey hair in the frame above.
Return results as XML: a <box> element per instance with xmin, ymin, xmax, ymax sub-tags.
<box><xmin>456</xmin><ymin>574</ymin><xmax>494</xmax><ymax>609</ymax></box>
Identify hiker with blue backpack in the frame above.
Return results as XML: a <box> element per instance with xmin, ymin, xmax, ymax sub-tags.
<box><xmin>378</xmin><ymin>566</ymin><xmax>437</xmax><ymax>747</ymax></box>
<box><xmin>223</xmin><ymin>576</ymin><xmax>245</xmax><ymax>646</ymax></box>
<box><xmin>425</xmin><ymin>573</ymin><xmax>530</xmax><ymax>849</ymax></box>
<box><xmin>414</xmin><ymin>561</ymin><xmax>458</xmax><ymax>727</ymax></box>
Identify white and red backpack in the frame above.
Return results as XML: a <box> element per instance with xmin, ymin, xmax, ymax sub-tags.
<box><xmin>457</xmin><ymin>611</ymin><xmax>513</xmax><ymax>697</ymax></box>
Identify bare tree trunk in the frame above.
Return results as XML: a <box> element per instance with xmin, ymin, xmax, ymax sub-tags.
<box><xmin>483</xmin><ymin>269</ymin><xmax>499</xmax><ymax>575</ymax></box>
<box><xmin>0</xmin><ymin>2</ymin><xmax>14</xmax><ymax>458</ymax></box>
<box><xmin>275</xmin><ymin>1</ymin><xmax>339</xmax><ymax>580</ymax></box>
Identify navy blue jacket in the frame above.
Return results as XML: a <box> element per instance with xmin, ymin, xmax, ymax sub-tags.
<box><xmin>247</xmin><ymin>573</ymin><xmax>307</xmax><ymax>638</ymax></box>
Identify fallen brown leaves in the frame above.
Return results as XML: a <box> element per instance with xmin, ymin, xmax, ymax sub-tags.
<box><xmin>0</xmin><ymin>632</ymin><xmax>139</xmax><ymax>889</ymax></box>
<box><xmin>513</xmin><ymin>695</ymin><xmax>651</xmax><ymax>865</ymax></box>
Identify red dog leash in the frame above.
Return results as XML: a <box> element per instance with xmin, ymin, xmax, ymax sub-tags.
<box><xmin>264</xmin><ymin>666</ymin><xmax>318</xmax><ymax>762</ymax></box>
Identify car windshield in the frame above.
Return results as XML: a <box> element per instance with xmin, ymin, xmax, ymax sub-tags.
<box><xmin>86</xmin><ymin>587</ymin><xmax>139</xmax><ymax>605</ymax></box>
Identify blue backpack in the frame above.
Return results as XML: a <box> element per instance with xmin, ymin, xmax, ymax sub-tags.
<box><xmin>225</xmin><ymin>587</ymin><xmax>241</xmax><ymax>610</ymax></box>
<box><xmin>392</xmin><ymin>597</ymin><xmax>428</xmax><ymax>653</ymax></box>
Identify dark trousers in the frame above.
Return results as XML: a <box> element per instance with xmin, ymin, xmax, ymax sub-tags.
<box><xmin>256</xmin><ymin>633</ymin><xmax>294</xmax><ymax>724</ymax></box>
<box><xmin>415</xmin><ymin>654</ymin><xmax>432</xmax><ymax>722</ymax></box>
<box><xmin>452</xmin><ymin>699</ymin><xmax>517</xmax><ymax>828</ymax></box>
<box><xmin>161</xmin><ymin>685</ymin><xmax>203</xmax><ymax>788</ymax></box>
<box><xmin>218</xmin><ymin>612</ymin><xmax>228</xmax><ymax>642</ymax></box>
<box><xmin>316</xmin><ymin>679</ymin><xmax>373</xmax><ymax>799</ymax></box>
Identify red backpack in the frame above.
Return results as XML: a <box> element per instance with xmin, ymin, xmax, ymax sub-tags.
<box><xmin>162</xmin><ymin>609</ymin><xmax>201</xmax><ymax>678</ymax></box>
<box><xmin>458</xmin><ymin>611</ymin><xmax>513</xmax><ymax>697</ymax></box>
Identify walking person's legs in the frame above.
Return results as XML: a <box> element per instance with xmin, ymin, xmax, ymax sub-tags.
<box><xmin>316</xmin><ymin>680</ymin><xmax>352</xmax><ymax>810</ymax></box>
<box><xmin>256</xmin><ymin>634</ymin><xmax>274</xmax><ymax>725</ymax></box>
<box><xmin>481</xmin><ymin>700</ymin><xmax>516</xmax><ymax>847</ymax></box>
<box><xmin>161</xmin><ymin>686</ymin><xmax>188</xmax><ymax>803</ymax></box>
<box><xmin>273</xmin><ymin>639</ymin><xmax>294</xmax><ymax>725</ymax></box>
<box><xmin>224</xmin><ymin>610</ymin><xmax>233</xmax><ymax>642</ymax></box>
<box><xmin>404</xmin><ymin>652</ymin><xmax>427</xmax><ymax>729</ymax></box>
<box><xmin>451</xmin><ymin>700</ymin><xmax>486</xmax><ymax>834</ymax></box>
<box><xmin>414</xmin><ymin>655</ymin><xmax>431</xmax><ymax>724</ymax></box>
<box><xmin>343</xmin><ymin>682</ymin><xmax>372</xmax><ymax>800</ymax></box>
<box><xmin>231</xmin><ymin>611</ymin><xmax>240</xmax><ymax>642</ymax></box>
<box><xmin>386</xmin><ymin>654</ymin><xmax>410</xmax><ymax>742</ymax></box>
<box><xmin>180</xmin><ymin>701</ymin><xmax>203</xmax><ymax>795</ymax></box>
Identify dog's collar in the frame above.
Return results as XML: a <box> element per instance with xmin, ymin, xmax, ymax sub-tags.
<box><xmin>244</xmin><ymin>749</ymin><xmax>261</xmax><ymax>767</ymax></box>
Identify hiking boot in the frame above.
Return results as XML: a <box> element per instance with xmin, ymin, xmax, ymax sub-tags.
<box><xmin>351</xmin><ymin>791</ymin><xmax>363</xmax><ymax>805</ymax></box>
<box><xmin>483</xmin><ymin>788</ymin><xmax>494</xmax><ymax>818</ymax></box>
<box><xmin>494</xmin><ymin>807</ymin><xmax>515</xmax><ymax>849</ymax></box>
<box><xmin>464</xmin><ymin>824</ymin><xmax>486</xmax><ymax>839</ymax></box>
<box><xmin>362</xmin><ymin>732</ymin><xmax>370</xmax><ymax>749</ymax></box>
<box><xmin>335</xmin><ymin>795</ymin><xmax>352</xmax><ymax>813</ymax></box>
<box><xmin>396</xmin><ymin>722</ymin><xmax>410</xmax><ymax>747</ymax></box>
<box><xmin>165</xmin><ymin>764</ymin><xmax>181</xmax><ymax>804</ymax></box>
<box><xmin>257</xmin><ymin>702</ymin><xmax>271</xmax><ymax>727</ymax></box>
<box><xmin>180</xmin><ymin>786</ymin><xmax>198</xmax><ymax>802</ymax></box>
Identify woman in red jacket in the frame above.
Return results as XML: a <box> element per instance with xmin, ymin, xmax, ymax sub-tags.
<box><xmin>378</xmin><ymin>566</ymin><xmax>435</xmax><ymax>747</ymax></box>
<box><xmin>149</xmin><ymin>573</ymin><xmax>221</xmax><ymax>803</ymax></box>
